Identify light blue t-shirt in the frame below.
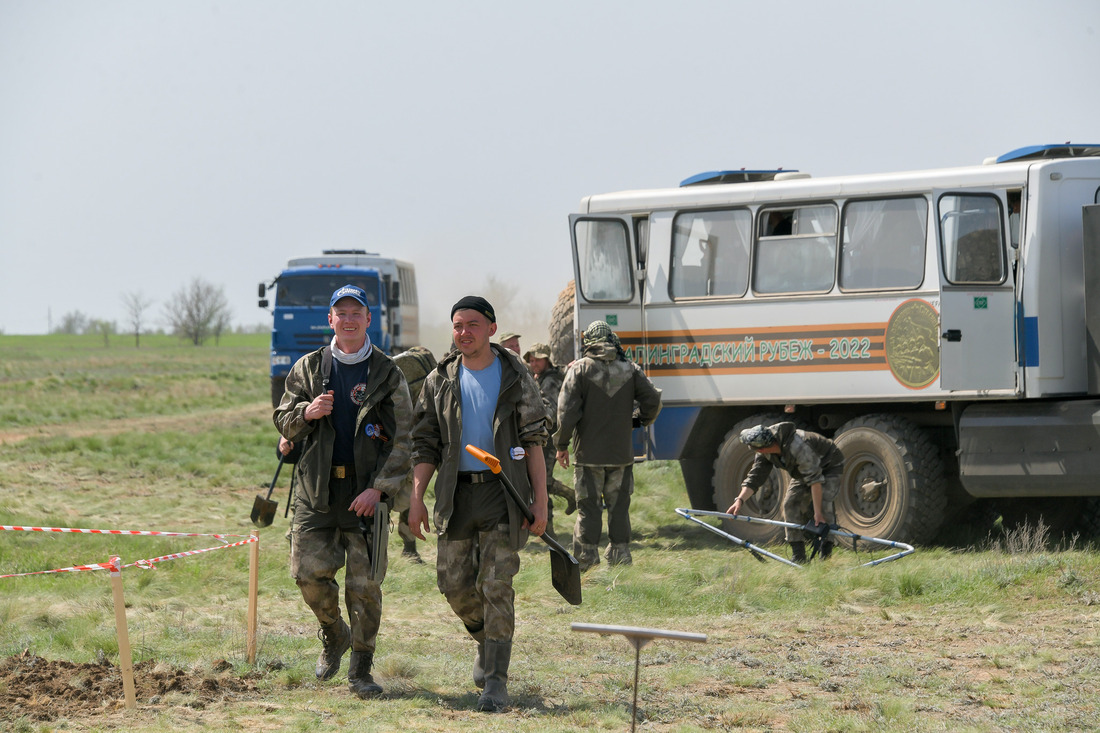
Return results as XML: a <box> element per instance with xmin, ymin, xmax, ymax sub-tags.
<box><xmin>458</xmin><ymin>356</ymin><xmax>502</xmax><ymax>472</ymax></box>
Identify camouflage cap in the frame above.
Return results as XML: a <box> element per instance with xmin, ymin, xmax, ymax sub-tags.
<box><xmin>497</xmin><ymin>331</ymin><xmax>521</xmax><ymax>343</ymax></box>
<box><xmin>739</xmin><ymin>424</ymin><xmax>778</xmax><ymax>449</ymax></box>
<box><xmin>523</xmin><ymin>342</ymin><xmax>552</xmax><ymax>362</ymax></box>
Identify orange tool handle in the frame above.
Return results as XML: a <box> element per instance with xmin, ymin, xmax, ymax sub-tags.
<box><xmin>464</xmin><ymin>445</ymin><xmax>502</xmax><ymax>473</ymax></box>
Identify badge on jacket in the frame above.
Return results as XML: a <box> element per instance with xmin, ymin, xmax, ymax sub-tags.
<box><xmin>364</xmin><ymin>423</ymin><xmax>389</xmax><ymax>442</ymax></box>
<box><xmin>510</xmin><ymin>446</ymin><xmax>526</xmax><ymax>460</ymax></box>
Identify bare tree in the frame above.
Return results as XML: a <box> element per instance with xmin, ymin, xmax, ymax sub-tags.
<box><xmin>53</xmin><ymin>310</ymin><xmax>89</xmax><ymax>334</ymax></box>
<box><xmin>121</xmin><ymin>291</ymin><xmax>155</xmax><ymax>347</ymax></box>
<box><xmin>162</xmin><ymin>278</ymin><xmax>233</xmax><ymax>346</ymax></box>
<box><xmin>89</xmin><ymin>319</ymin><xmax>115</xmax><ymax>347</ymax></box>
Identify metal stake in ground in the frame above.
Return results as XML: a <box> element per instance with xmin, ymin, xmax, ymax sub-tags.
<box><xmin>572</xmin><ymin>623</ymin><xmax>706</xmax><ymax>732</ymax></box>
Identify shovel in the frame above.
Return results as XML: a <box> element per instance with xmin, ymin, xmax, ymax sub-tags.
<box><xmin>465</xmin><ymin>445</ymin><xmax>582</xmax><ymax>606</ymax></box>
<box><xmin>251</xmin><ymin>455</ymin><xmax>284</xmax><ymax>528</ymax></box>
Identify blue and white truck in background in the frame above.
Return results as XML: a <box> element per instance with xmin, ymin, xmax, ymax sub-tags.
<box><xmin>258</xmin><ymin>249</ymin><xmax>419</xmax><ymax>406</ymax></box>
<box><xmin>563</xmin><ymin>144</ymin><xmax>1100</xmax><ymax>544</ymax></box>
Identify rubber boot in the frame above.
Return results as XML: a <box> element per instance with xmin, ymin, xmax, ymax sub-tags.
<box><xmin>402</xmin><ymin>537</ymin><xmax>423</xmax><ymax>563</ymax></box>
<box><xmin>790</xmin><ymin>541</ymin><xmax>808</xmax><ymax>565</ymax></box>
<box><xmin>348</xmin><ymin>651</ymin><xmax>384</xmax><ymax>698</ymax></box>
<box><xmin>315</xmin><ymin>618</ymin><xmax>351</xmax><ymax>680</ymax></box>
<box><xmin>467</xmin><ymin>624</ymin><xmax>486</xmax><ymax>689</ymax></box>
<box><xmin>573</xmin><ymin>541</ymin><xmax>600</xmax><ymax>572</ymax></box>
<box><xmin>476</xmin><ymin>640</ymin><xmax>512</xmax><ymax>712</ymax></box>
<box><xmin>605</xmin><ymin>542</ymin><xmax>632</xmax><ymax>566</ymax></box>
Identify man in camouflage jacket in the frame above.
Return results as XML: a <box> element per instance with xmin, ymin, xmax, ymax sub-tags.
<box><xmin>726</xmin><ymin>421</ymin><xmax>844</xmax><ymax>563</ymax></box>
<box><xmin>524</xmin><ymin>341</ymin><xmax>576</xmax><ymax>542</ymax></box>
<box><xmin>274</xmin><ymin>284</ymin><xmax>413</xmax><ymax>699</ymax></box>
<box><xmin>555</xmin><ymin>321</ymin><xmax>662</xmax><ymax>571</ymax></box>
<box><xmin>408</xmin><ymin>295</ymin><xmax>549</xmax><ymax>713</ymax></box>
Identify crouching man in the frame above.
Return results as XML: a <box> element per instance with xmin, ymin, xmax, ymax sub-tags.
<box><xmin>727</xmin><ymin>422</ymin><xmax>843</xmax><ymax>563</ymax></box>
<box><xmin>274</xmin><ymin>284</ymin><xmax>413</xmax><ymax>698</ymax></box>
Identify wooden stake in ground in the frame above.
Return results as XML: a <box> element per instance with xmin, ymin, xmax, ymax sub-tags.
<box><xmin>109</xmin><ymin>555</ymin><xmax>137</xmax><ymax>710</ymax></box>
<box><xmin>246</xmin><ymin>530</ymin><xmax>259</xmax><ymax>664</ymax></box>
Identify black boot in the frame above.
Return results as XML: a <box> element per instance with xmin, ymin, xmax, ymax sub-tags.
<box><xmin>315</xmin><ymin>618</ymin><xmax>351</xmax><ymax>680</ymax></box>
<box><xmin>348</xmin><ymin>651</ymin><xmax>383</xmax><ymax>698</ymax></box>
<box><xmin>820</xmin><ymin>540</ymin><xmax>834</xmax><ymax>560</ymax></box>
<box><xmin>466</xmin><ymin>624</ymin><xmax>486</xmax><ymax>689</ymax></box>
<box><xmin>476</xmin><ymin>640</ymin><xmax>512</xmax><ymax>712</ymax></box>
<box><xmin>790</xmin><ymin>541</ymin><xmax>808</xmax><ymax>565</ymax></box>
<box><xmin>402</xmin><ymin>537</ymin><xmax>423</xmax><ymax>563</ymax></box>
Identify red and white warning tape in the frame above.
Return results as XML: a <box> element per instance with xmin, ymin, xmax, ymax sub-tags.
<box><xmin>0</xmin><ymin>525</ymin><xmax>257</xmax><ymax>579</ymax></box>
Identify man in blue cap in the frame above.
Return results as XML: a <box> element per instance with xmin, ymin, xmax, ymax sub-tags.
<box><xmin>274</xmin><ymin>284</ymin><xmax>414</xmax><ymax>698</ymax></box>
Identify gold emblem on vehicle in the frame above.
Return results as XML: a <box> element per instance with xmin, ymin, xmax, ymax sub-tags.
<box><xmin>884</xmin><ymin>299</ymin><xmax>940</xmax><ymax>389</ymax></box>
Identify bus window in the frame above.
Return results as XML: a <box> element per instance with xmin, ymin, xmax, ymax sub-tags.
<box><xmin>839</xmin><ymin>197</ymin><xmax>927</xmax><ymax>291</ymax></box>
<box><xmin>939</xmin><ymin>194</ymin><xmax>1004</xmax><ymax>284</ymax></box>
<box><xmin>575</xmin><ymin>219</ymin><xmax>633</xmax><ymax>302</ymax></box>
<box><xmin>753</xmin><ymin>204</ymin><xmax>837</xmax><ymax>294</ymax></box>
<box><xmin>670</xmin><ymin>209</ymin><xmax>751</xmax><ymax>298</ymax></box>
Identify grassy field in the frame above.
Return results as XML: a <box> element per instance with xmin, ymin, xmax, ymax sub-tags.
<box><xmin>1</xmin><ymin>335</ymin><xmax>1099</xmax><ymax>732</ymax></box>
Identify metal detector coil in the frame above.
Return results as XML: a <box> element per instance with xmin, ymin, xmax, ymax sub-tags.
<box><xmin>675</xmin><ymin>508</ymin><xmax>915</xmax><ymax>567</ymax></box>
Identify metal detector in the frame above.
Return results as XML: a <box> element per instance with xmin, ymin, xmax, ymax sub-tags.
<box><xmin>675</xmin><ymin>508</ymin><xmax>915</xmax><ymax>567</ymax></box>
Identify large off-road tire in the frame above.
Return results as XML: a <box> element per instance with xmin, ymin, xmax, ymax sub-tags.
<box><xmin>833</xmin><ymin>414</ymin><xmax>946</xmax><ymax>545</ymax></box>
<box><xmin>271</xmin><ymin>375</ymin><xmax>287</xmax><ymax>409</ymax></box>
<box><xmin>712</xmin><ymin>414</ymin><xmax>788</xmax><ymax>544</ymax></box>
<box><xmin>549</xmin><ymin>280</ymin><xmax>575</xmax><ymax>367</ymax></box>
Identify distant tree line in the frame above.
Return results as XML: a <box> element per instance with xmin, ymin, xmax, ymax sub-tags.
<box><xmin>49</xmin><ymin>278</ymin><xmax>265</xmax><ymax>345</ymax></box>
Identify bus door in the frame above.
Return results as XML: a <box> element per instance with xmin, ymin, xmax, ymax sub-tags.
<box><xmin>935</xmin><ymin>191</ymin><xmax>1018</xmax><ymax>391</ymax></box>
<box><xmin>569</xmin><ymin>214</ymin><xmax>652</xmax><ymax>457</ymax></box>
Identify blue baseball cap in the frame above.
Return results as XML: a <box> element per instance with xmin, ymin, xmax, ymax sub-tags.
<box><xmin>330</xmin><ymin>284</ymin><xmax>369</xmax><ymax>308</ymax></box>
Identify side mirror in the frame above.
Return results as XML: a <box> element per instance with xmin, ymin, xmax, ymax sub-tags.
<box><xmin>258</xmin><ymin>283</ymin><xmax>267</xmax><ymax>297</ymax></box>
<box><xmin>259</xmin><ymin>299</ymin><xmax>269</xmax><ymax>308</ymax></box>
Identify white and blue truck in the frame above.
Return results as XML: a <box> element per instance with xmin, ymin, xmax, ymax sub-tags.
<box><xmin>259</xmin><ymin>249</ymin><xmax>419</xmax><ymax>406</ymax></box>
<box><xmin>562</xmin><ymin>144</ymin><xmax>1100</xmax><ymax>544</ymax></box>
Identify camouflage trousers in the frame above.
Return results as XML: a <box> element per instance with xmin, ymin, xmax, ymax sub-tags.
<box><xmin>572</xmin><ymin>464</ymin><xmax>633</xmax><ymax>551</ymax></box>
<box><xmin>290</xmin><ymin>477</ymin><xmax>384</xmax><ymax>653</ymax></box>
<box><xmin>437</xmin><ymin>527</ymin><xmax>519</xmax><ymax>642</ymax></box>
<box><xmin>782</xmin><ymin>473</ymin><xmax>841</xmax><ymax>542</ymax></box>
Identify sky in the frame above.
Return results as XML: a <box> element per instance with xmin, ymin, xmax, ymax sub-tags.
<box><xmin>1</xmin><ymin>1</ymin><xmax>1098</xmax><ymax>352</ymax></box>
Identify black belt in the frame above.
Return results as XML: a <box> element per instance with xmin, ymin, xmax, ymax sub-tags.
<box><xmin>457</xmin><ymin>471</ymin><xmax>496</xmax><ymax>484</ymax></box>
<box><xmin>331</xmin><ymin>465</ymin><xmax>355</xmax><ymax>479</ymax></box>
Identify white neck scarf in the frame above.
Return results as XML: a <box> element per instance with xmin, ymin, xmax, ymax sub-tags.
<box><xmin>330</xmin><ymin>334</ymin><xmax>372</xmax><ymax>365</ymax></box>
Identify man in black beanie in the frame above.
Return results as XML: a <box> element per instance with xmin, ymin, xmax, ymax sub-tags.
<box><xmin>408</xmin><ymin>295</ymin><xmax>549</xmax><ymax>712</ymax></box>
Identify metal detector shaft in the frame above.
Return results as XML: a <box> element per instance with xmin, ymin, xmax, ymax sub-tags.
<box><xmin>674</xmin><ymin>508</ymin><xmax>801</xmax><ymax>567</ymax></box>
<box><xmin>677</xmin><ymin>509</ymin><xmax>915</xmax><ymax>567</ymax></box>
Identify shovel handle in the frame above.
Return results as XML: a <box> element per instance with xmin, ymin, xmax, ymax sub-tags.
<box><xmin>464</xmin><ymin>444</ymin><xmax>535</xmax><ymax>521</ymax></box>
<box><xmin>266</xmin><ymin>455</ymin><xmax>285</xmax><ymax>500</ymax></box>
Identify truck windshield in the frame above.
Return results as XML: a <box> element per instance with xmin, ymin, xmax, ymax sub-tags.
<box><xmin>276</xmin><ymin>275</ymin><xmax>382</xmax><ymax>307</ymax></box>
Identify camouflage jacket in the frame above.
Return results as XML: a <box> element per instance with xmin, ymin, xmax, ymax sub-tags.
<box><xmin>742</xmin><ymin>422</ymin><xmax>844</xmax><ymax>490</ymax></box>
<box><xmin>411</xmin><ymin>343</ymin><xmax>549</xmax><ymax>549</ymax></box>
<box><xmin>273</xmin><ymin>346</ymin><xmax>414</xmax><ymax>513</ymax></box>
<box><xmin>554</xmin><ymin>342</ymin><xmax>662</xmax><ymax>466</ymax></box>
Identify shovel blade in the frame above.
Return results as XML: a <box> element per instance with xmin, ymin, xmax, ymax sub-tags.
<box><xmin>546</xmin><ymin>541</ymin><xmax>583</xmax><ymax>605</ymax></box>
<box><xmin>251</xmin><ymin>495</ymin><xmax>279</xmax><ymax>528</ymax></box>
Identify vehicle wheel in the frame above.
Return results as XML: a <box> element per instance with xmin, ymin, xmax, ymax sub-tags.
<box><xmin>270</xmin><ymin>376</ymin><xmax>287</xmax><ymax>409</ymax></box>
<box><xmin>833</xmin><ymin>414</ymin><xmax>946</xmax><ymax>545</ymax></box>
<box><xmin>549</xmin><ymin>280</ymin><xmax>575</xmax><ymax>367</ymax></box>
<box><xmin>712</xmin><ymin>414</ymin><xmax>788</xmax><ymax>544</ymax></box>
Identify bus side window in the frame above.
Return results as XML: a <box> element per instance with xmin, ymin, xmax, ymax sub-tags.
<box><xmin>839</xmin><ymin>197</ymin><xmax>927</xmax><ymax>291</ymax></box>
<box><xmin>753</xmin><ymin>205</ymin><xmax>837</xmax><ymax>295</ymax></box>
<box><xmin>670</xmin><ymin>209</ymin><xmax>750</xmax><ymax>299</ymax></box>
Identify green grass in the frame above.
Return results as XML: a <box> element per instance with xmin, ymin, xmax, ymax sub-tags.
<box><xmin>1</xmin><ymin>334</ymin><xmax>1099</xmax><ymax>731</ymax></box>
